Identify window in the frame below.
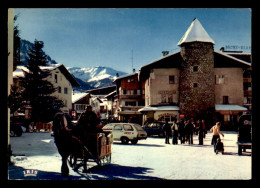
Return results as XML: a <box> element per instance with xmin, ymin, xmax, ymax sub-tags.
<box><xmin>123</xmin><ymin>90</ymin><xmax>127</xmax><ymax>95</ymax></box>
<box><xmin>55</xmin><ymin>74</ymin><xmax>58</xmax><ymax>83</ymax></box>
<box><xmin>114</xmin><ymin>125</ymin><xmax>122</xmax><ymax>130</ymax></box>
<box><xmin>161</xmin><ymin>94</ymin><xmax>167</xmax><ymax>103</ymax></box>
<box><xmin>215</xmin><ymin>75</ymin><xmax>226</xmax><ymax>84</ymax></box>
<box><xmin>223</xmin><ymin>96</ymin><xmax>229</xmax><ymax>104</ymax></box>
<box><xmin>123</xmin><ymin>124</ymin><xmax>134</xmax><ymax>131</ymax></box>
<box><xmin>58</xmin><ymin>86</ymin><xmax>61</xmax><ymax>93</ymax></box>
<box><xmin>64</xmin><ymin>87</ymin><xmax>68</xmax><ymax>94</ymax></box>
<box><xmin>193</xmin><ymin>66</ymin><xmax>198</xmax><ymax>72</ymax></box>
<box><xmin>125</xmin><ymin>101</ymin><xmax>136</xmax><ymax>106</ymax></box>
<box><xmin>134</xmin><ymin>90</ymin><xmax>137</xmax><ymax>95</ymax></box>
<box><xmin>193</xmin><ymin>83</ymin><xmax>198</xmax><ymax>88</ymax></box>
<box><xmin>169</xmin><ymin>75</ymin><xmax>175</xmax><ymax>84</ymax></box>
<box><xmin>168</xmin><ymin>94</ymin><xmax>173</xmax><ymax>103</ymax></box>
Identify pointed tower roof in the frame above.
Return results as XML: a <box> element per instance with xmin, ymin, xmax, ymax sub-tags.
<box><xmin>177</xmin><ymin>18</ymin><xmax>215</xmax><ymax>46</ymax></box>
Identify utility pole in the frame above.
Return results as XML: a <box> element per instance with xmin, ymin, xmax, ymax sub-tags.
<box><xmin>131</xmin><ymin>50</ymin><xmax>135</xmax><ymax>73</ymax></box>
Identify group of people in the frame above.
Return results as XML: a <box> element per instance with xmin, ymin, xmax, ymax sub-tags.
<box><xmin>163</xmin><ymin>119</ymin><xmax>207</xmax><ymax>145</ymax></box>
<box><xmin>163</xmin><ymin>119</ymin><xmax>225</xmax><ymax>154</ymax></box>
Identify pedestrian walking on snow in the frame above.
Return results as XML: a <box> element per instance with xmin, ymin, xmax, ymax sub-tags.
<box><xmin>171</xmin><ymin>120</ymin><xmax>179</xmax><ymax>145</ymax></box>
<box><xmin>197</xmin><ymin>120</ymin><xmax>204</xmax><ymax>145</ymax></box>
<box><xmin>178</xmin><ymin>120</ymin><xmax>185</xmax><ymax>144</ymax></box>
<box><xmin>185</xmin><ymin>120</ymin><xmax>194</xmax><ymax>144</ymax></box>
<box><xmin>210</xmin><ymin>122</ymin><xmax>224</xmax><ymax>152</ymax></box>
<box><xmin>163</xmin><ymin>120</ymin><xmax>171</xmax><ymax>144</ymax></box>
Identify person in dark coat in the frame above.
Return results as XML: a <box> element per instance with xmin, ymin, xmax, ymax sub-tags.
<box><xmin>197</xmin><ymin>119</ymin><xmax>204</xmax><ymax>145</ymax></box>
<box><xmin>171</xmin><ymin>120</ymin><xmax>179</xmax><ymax>145</ymax></box>
<box><xmin>178</xmin><ymin>120</ymin><xmax>185</xmax><ymax>144</ymax></box>
<box><xmin>163</xmin><ymin>120</ymin><xmax>171</xmax><ymax>144</ymax></box>
<box><xmin>215</xmin><ymin>138</ymin><xmax>224</xmax><ymax>154</ymax></box>
<box><xmin>77</xmin><ymin>105</ymin><xmax>101</xmax><ymax>144</ymax></box>
<box><xmin>185</xmin><ymin>120</ymin><xmax>194</xmax><ymax>144</ymax></box>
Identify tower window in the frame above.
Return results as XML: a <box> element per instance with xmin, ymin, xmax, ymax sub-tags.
<box><xmin>193</xmin><ymin>66</ymin><xmax>198</xmax><ymax>72</ymax></box>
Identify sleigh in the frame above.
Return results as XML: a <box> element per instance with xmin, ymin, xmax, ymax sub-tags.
<box><xmin>68</xmin><ymin>131</ymin><xmax>113</xmax><ymax>172</ymax></box>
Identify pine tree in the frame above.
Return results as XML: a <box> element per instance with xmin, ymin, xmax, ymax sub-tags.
<box><xmin>20</xmin><ymin>40</ymin><xmax>64</xmax><ymax>123</ymax></box>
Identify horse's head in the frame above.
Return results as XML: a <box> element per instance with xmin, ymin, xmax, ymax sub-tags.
<box><xmin>52</xmin><ymin>112</ymin><xmax>66</xmax><ymax>137</ymax></box>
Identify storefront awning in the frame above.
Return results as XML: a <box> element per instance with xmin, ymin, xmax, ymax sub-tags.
<box><xmin>215</xmin><ymin>104</ymin><xmax>248</xmax><ymax>112</ymax></box>
<box><xmin>138</xmin><ymin>106</ymin><xmax>180</xmax><ymax>112</ymax></box>
<box><xmin>118</xmin><ymin>111</ymin><xmax>142</xmax><ymax>115</ymax></box>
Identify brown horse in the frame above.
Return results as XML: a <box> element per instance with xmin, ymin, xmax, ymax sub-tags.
<box><xmin>52</xmin><ymin>112</ymin><xmax>85</xmax><ymax>176</ymax></box>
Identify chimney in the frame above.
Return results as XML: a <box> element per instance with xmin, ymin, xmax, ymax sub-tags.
<box><xmin>116</xmin><ymin>73</ymin><xmax>119</xmax><ymax>77</ymax></box>
<box><xmin>220</xmin><ymin>47</ymin><xmax>225</xmax><ymax>52</ymax></box>
<box><xmin>162</xmin><ymin>51</ymin><xmax>169</xmax><ymax>56</ymax></box>
<box><xmin>133</xmin><ymin>68</ymin><xmax>136</xmax><ymax>73</ymax></box>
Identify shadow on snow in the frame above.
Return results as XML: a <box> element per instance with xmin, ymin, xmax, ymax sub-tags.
<box><xmin>8</xmin><ymin>163</ymin><xmax>164</xmax><ymax>180</ymax></box>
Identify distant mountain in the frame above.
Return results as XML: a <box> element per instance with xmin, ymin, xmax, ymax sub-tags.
<box><xmin>19</xmin><ymin>39</ymin><xmax>128</xmax><ymax>90</ymax></box>
<box><xmin>20</xmin><ymin>39</ymin><xmax>58</xmax><ymax>66</ymax></box>
<box><xmin>67</xmin><ymin>66</ymin><xmax>127</xmax><ymax>88</ymax></box>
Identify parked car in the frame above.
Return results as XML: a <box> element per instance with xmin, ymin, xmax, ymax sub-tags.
<box><xmin>102</xmin><ymin>123</ymin><xmax>147</xmax><ymax>144</ymax></box>
<box><xmin>237</xmin><ymin>114</ymin><xmax>252</xmax><ymax>155</ymax></box>
<box><xmin>142</xmin><ymin>122</ymin><xmax>165</xmax><ymax>137</ymax></box>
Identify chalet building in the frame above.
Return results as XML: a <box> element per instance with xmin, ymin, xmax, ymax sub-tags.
<box><xmin>13</xmin><ymin>64</ymin><xmax>80</xmax><ymax>117</ymax></box>
<box><xmin>72</xmin><ymin>92</ymin><xmax>90</xmax><ymax>119</ymax></box>
<box><xmin>86</xmin><ymin>85</ymin><xmax>116</xmax><ymax>120</ymax></box>
<box><xmin>138</xmin><ymin>18</ymin><xmax>251</xmax><ymax>128</ymax></box>
<box><xmin>105</xmin><ymin>90</ymin><xmax>117</xmax><ymax>120</ymax></box>
<box><xmin>113</xmin><ymin>72</ymin><xmax>145</xmax><ymax>124</ymax></box>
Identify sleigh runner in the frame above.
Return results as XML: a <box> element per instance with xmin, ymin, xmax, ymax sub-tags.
<box><xmin>68</xmin><ymin>131</ymin><xmax>113</xmax><ymax>171</ymax></box>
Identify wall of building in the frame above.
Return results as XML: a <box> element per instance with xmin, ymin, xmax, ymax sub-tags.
<box><xmin>214</xmin><ymin>68</ymin><xmax>244</xmax><ymax>105</ymax></box>
<box><xmin>146</xmin><ymin>68</ymin><xmax>180</xmax><ymax>106</ymax></box>
<box><xmin>47</xmin><ymin>68</ymin><xmax>73</xmax><ymax>113</ymax></box>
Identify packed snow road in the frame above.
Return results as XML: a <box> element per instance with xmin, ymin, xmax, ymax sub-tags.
<box><xmin>9</xmin><ymin>131</ymin><xmax>251</xmax><ymax>180</ymax></box>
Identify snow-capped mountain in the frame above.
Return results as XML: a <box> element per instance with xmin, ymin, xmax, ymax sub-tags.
<box><xmin>67</xmin><ymin>66</ymin><xmax>127</xmax><ymax>88</ymax></box>
<box><xmin>20</xmin><ymin>39</ymin><xmax>58</xmax><ymax>65</ymax></box>
<box><xmin>19</xmin><ymin>39</ymin><xmax>127</xmax><ymax>89</ymax></box>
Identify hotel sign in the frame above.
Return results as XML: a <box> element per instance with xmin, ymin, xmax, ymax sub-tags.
<box><xmin>158</xmin><ymin>90</ymin><xmax>176</xmax><ymax>94</ymax></box>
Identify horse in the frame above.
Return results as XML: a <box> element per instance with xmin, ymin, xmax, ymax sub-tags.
<box><xmin>52</xmin><ymin>112</ymin><xmax>86</xmax><ymax>176</ymax></box>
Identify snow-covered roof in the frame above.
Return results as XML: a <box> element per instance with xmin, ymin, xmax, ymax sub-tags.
<box><xmin>113</xmin><ymin>72</ymin><xmax>138</xmax><ymax>82</ymax></box>
<box><xmin>138</xmin><ymin>106</ymin><xmax>180</xmax><ymax>112</ymax></box>
<box><xmin>177</xmin><ymin>18</ymin><xmax>215</xmax><ymax>46</ymax></box>
<box><xmin>72</xmin><ymin>92</ymin><xmax>88</xmax><ymax>103</ymax></box>
<box><xmin>215</xmin><ymin>104</ymin><xmax>248</xmax><ymax>111</ymax></box>
<box><xmin>214</xmin><ymin>51</ymin><xmax>251</xmax><ymax>66</ymax></box>
<box><xmin>13</xmin><ymin>64</ymin><xmax>80</xmax><ymax>87</ymax></box>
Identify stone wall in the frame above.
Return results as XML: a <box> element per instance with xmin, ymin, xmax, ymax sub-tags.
<box><xmin>179</xmin><ymin>42</ymin><xmax>215</xmax><ymax>119</ymax></box>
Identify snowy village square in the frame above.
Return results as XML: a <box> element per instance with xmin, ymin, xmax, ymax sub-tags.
<box><xmin>9</xmin><ymin>131</ymin><xmax>251</xmax><ymax>180</ymax></box>
<box><xmin>6</xmin><ymin>9</ymin><xmax>252</xmax><ymax>181</ymax></box>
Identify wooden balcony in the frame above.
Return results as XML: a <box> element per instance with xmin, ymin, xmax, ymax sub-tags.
<box><xmin>119</xmin><ymin>94</ymin><xmax>141</xmax><ymax>99</ymax></box>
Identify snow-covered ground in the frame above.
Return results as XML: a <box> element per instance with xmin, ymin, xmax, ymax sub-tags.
<box><xmin>8</xmin><ymin>131</ymin><xmax>251</xmax><ymax>180</ymax></box>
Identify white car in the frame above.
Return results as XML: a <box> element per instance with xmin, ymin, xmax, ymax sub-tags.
<box><xmin>103</xmin><ymin>123</ymin><xmax>147</xmax><ymax>144</ymax></box>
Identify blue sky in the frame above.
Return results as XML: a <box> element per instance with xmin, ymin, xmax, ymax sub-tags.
<box><xmin>14</xmin><ymin>8</ymin><xmax>251</xmax><ymax>73</ymax></box>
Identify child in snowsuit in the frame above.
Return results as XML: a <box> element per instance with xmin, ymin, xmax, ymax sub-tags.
<box><xmin>215</xmin><ymin>138</ymin><xmax>224</xmax><ymax>154</ymax></box>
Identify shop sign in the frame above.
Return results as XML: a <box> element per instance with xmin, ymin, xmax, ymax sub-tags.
<box><xmin>158</xmin><ymin>113</ymin><xmax>176</xmax><ymax>119</ymax></box>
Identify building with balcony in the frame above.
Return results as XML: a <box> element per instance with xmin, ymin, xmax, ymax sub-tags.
<box><xmin>113</xmin><ymin>72</ymin><xmax>145</xmax><ymax>124</ymax></box>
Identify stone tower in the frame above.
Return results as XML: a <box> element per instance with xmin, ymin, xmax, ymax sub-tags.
<box><xmin>178</xmin><ymin>18</ymin><xmax>215</xmax><ymax>120</ymax></box>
